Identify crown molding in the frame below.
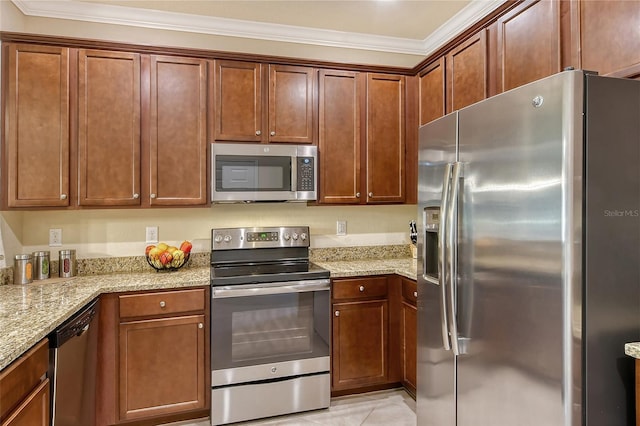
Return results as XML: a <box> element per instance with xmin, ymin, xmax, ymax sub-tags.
<box><xmin>11</xmin><ymin>0</ymin><xmax>501</xmax><ymax>56</ymax></box>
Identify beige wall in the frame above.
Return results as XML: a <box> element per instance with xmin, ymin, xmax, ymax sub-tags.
<box><xmin>11</xmin><ymin>204</ymin><xmax>417</xmax><ymax>259</ymax></box>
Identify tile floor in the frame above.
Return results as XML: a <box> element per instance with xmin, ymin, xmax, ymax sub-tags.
<box><xmin>164</xmin><ymin>388</ymin><xmax>416</xmax><ymax>426</ymax></box>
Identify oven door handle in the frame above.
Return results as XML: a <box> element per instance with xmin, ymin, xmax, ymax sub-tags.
<box><xmin>212</xmin><ymin>279</ymin><xmax>330</xmax><ymax>298</ymax></box>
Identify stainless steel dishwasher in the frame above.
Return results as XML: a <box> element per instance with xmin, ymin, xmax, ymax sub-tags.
<box><xmin>48</xmin><ymin>298</ymin><xmax>99</xmax><ymax>426</ymax></box>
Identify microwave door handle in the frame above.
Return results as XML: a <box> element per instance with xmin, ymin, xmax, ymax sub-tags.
<box><xmin>291</xmin><ymin>156</ymin><xmax>297</xmax><ymax>193</ymax></box>
<box><xmin>438</xmin><ymin>163</ymin><xmax>453</xmax><ymax>351</ymax></box>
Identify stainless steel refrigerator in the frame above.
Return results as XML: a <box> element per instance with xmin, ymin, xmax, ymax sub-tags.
<box><xmin>417</xmin><ymin>70</ymin><xmax>640</xmax><ymax>426</ymax></box>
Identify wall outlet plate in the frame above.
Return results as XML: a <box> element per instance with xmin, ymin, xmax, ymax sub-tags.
<box><xmin>49</xmin><ymin>228</ymin><xmax>62</xmax><ymax>247</ymax></box>
<box><xmin>336</xmin><ymin>220</ymin><xmax>347</xmax><ymax>236</ymax></box>
<box><xmin>146</xmin><ymin>226</ymin><xmax>159</xmax><ymax>243</ymax></box>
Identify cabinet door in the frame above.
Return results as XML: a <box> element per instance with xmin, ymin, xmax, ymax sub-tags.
<box><xmin>1</xmin><ymin>379</ymin><xmax>49</xmax><ymax>426</ymax></box>
<box><xmin>119</xmin><ymin>314</ymin><xmax>206</xmax><ymax>421</ymax></box>
<box><xmin>78</xmin><ymin>50</ymin><xmax>141</xmax><ymax>206</ymax></box>
<box><xmin>149</xmin><ymin>56</ymin><xmax>208</xmax><ymax>206</ymax></box>
<box><xmin>580</xmin><ymin>1</ymin><xmax>640</xmax><ymax>77</ymax></box>
<box><xmin>268</xmin><ymin>65</ymin><xmax>315</xmax><ymax>144</ymax></box>
<box><xmin>213</xmin><ymin>60</ymin><xmax>262</xmax><ymax>142</ymax></box>
<box><xmin>447</xmin><ymin>30</ymin><xmax>487</xmax><ymax>112</ymax></box>
<box><xmin>419</xmin><ymin>57</ymin><xmax>446</xmax><ymax>126</ymax></box>
<box><xmin>318</xmin><ymin>70</ymin><xmax>361</xmax><ymax>204</ymax></box>
<box><xmin>366</xmin><ymin>73</ymin><xmax>405</xmax><ymax>203</ymax></box>
<box><xmin>332</xmin><ymin>300</ymin><xmax>388</xmax><ymax>390</ymax></box>
<box><xmin>5</xmin><ymin>44</ymin><xmax>70</xmax><ymax>207</ymax></box>
<box><xmin>401</xmin><ymin>278</ymin><xmax>417</xmax><ymax>395</ymax></box>
<box><xmin>497</xmin><ymin>0</ymin><xmax>560</xmax><ymax>92</ymax></box>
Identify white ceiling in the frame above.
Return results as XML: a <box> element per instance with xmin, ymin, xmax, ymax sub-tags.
<box><xmin>11</xmin><ymin>0</ymin><xmax>503</xmax><ymax>61</ymax></box>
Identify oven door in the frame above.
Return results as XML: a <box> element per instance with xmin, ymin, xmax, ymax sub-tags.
<box><xmin>211</xmin><ymin>279</ymin><xmax>330</xmax><ymax>386</ymax></box>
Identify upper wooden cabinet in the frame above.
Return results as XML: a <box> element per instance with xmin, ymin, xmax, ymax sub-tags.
<box><xmin>4</xmin><ymin>44</ymin><xmax>70</xmax><ymax>208</ymax></box>
<box><xmin>495</xmin><ymin>0</ymin><xmax>561</xmax><ymax>92</ymax></box>
<box><xmin>318</xmin><ymin>70</ymin><xmax>362</xmax><ymax>204</ymax></box>
<box><xmin>578</xmin><ymin>1</ymin><xmax>640</xmax><ymax>78</ymax></box>
<box><xmin>78</xmin><ymin>49</ymin><xmax>141</xmax><ymax>207</ymax></box>
<box><xmin>366</xmin><ymin>73</ymin><xmax>405</xmax><ymax>203</ymax></box>
<box><xmin>318</xmin><ymin>72</ymin><xmax>405</xmax><ymax>204</ymax></box>
<box><xmin>214</xmin><ymin>60</ymin><xmax>315</xmax><ymax>144</ymax></box>
<box><xmin>418</xmin><ymin>31</ymin><xmax>487</xmax><ymax>126</ymax></box>
<box><xmin>148</xmin><ymin>55</ymin><xmax>208</xmax><ymax>206</ymax></box>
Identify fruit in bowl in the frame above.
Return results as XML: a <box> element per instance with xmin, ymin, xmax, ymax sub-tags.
<box><xmin>146</xmin><ymin>241</ymin><xmax>192</xmax><ymax>271</ymax></box>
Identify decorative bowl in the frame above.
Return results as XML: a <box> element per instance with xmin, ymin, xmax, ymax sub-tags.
<box><xmin>145</xmin><ymin>241</ymin><xmax>192</xmax><ymax>271</ymax></box>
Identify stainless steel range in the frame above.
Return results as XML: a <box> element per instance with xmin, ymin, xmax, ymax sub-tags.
<box><xmin>210</xmin><ymin>226</ymin><xmax>331</xmax><ymax>425</ymax></box>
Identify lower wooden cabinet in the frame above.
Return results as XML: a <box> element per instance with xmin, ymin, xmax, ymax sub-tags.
<box><xmin>97</xmin><ymin>287</ymin><xmax>210</xmax><ymax>425</ymax></box>
<box><xmin>400</xmin><ymin>278</ymin><xmax>417</xmax><ymax>396</ymax></box>
<box><xmin>0</xmin><ymin>339</ymin><xmax>50</xmax><ymax>426</ymax></box>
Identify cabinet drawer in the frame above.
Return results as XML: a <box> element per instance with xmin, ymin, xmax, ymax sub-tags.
<box><xmin>0</xmin><ymin>339</ymin><xmax>49</xmax><ymax>421</ymax></box>
<box><xmin>332</xmin><ymin>277</ymin><xmax>387</xmax><ymax>301</ymax></box>
<box><xmin>119</xmin><ymin>288</ymin><xmax>205</xmax><ymax>318</ymax></box>
<box><xmin>402</xmin><ymin>279</ymin><xmax>417</xmax><ymax>305</ymax></box>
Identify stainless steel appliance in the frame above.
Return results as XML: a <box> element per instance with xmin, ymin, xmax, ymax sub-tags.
<box><xmin>417</xmin><ymin>70</ymin><xmax>640</xmax><ymax>426</ymax></box>
<box><xmin>210</xmin><ymin>226</ymin><xmax>330</xmax><ymax>425</ymax></box>
<box><xmin>211</xmin><ymin>143</ymin><xmax>317</xmax><ymax>202</ymax></box>
<box><xmin>48</xmin><ymin>298</ymin><xmax>99</xmax><ymax>426</ymax></box>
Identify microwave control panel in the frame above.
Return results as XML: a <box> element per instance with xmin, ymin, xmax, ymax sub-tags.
<box><xmin>297</xmin><ymin>157</ymin><xmax>315</xmax><ymax>191</ymax></box>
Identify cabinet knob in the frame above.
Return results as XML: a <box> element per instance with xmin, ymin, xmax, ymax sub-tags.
<box><xmin>60</xmin><ymin>194</ymin><xmax>67</xmax><ymax>200</ymax></box>
<box><xmin>198</xmin><ymin>323</ymin><xmax>203</xmax><ymax>329</ymax></box>
<box><xmin>368</xmin><ymin>192</ymin><xmax>373</xmax><ymax>197</ymax></box>
<box><xmin>256</xmin><ymin>130</ymin><xmax>262</xmax><ymax>136</ymax></box>
<box><xmin>270</xmin><ymin>131</ymin><xmax>276</xmax><ymax>136</ymax></box>
<box><xmin>414</xmin><ymin>291</ymin><xmax>418</xmax><ymax>298</ymax></box>
<box><xmin>133</xmin><ymin>193</ymin><xmax>139</xmax><ymax>199</ymax></box>
<box><xmin>150</xmin><ymin>193</ymin><xmax>156</xmax><ymax>199</ymax></box>
<box><xmin>159</xmin><ymin>301</ymin><xmax>166</xmax><ymax>308</ymax></box>
<box><xmin>355</xmin><ymin>192</ymin><xmax>360</xmax><ymax>198</ymax></box>
<box><xmin>359</xmin><ymin>285</ymin><xmax>365</xmax><ymax>292</ymax></box>
<box><xmin>334</xmin><ymin>311</ymin><xmax>340</xmax><ymax>317</ymax></box>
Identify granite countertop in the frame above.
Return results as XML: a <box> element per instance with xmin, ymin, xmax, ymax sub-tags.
<box><xmin>0</xmin><ymin>255</ymin><xmax>417</xmax><ymax>371</ymax></box>
<box><xmin>624</xmin><ymin>342</ymin><xmax>640</xmax><ymax>359</ymax></box>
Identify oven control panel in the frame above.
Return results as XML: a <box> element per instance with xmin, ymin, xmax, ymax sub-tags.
<box><xmin>212</xmin><ymin>226</ymin><xmax>310</xmax><ymax>250</ymax></box>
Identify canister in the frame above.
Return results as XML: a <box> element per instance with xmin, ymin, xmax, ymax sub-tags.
<box><xmin>32</xmin><ymin>251</ymin><xmax>50</xmax><ymax>280</ymax></box>
<box><xmin>59</xmin><ymin>249</ymin><xmax>77</xmax><ymax>278</ymax></box>
<box><xmin>14</xmin><ymin>254</ymin><xmax>33</xmax><ymax>284</ymax></box>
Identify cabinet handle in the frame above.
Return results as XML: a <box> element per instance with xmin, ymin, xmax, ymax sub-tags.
<box><xmin>159</xmin><ymin>301</ymin><xmax>166</xmax><ymax>308</ymax></box>
<box><xmin>133</xmin><ymin>193</ymin><xmax>139</xmax><ymax>199</ymax></box>
<box><xmin>270</xmin><ymin>131</ymin><xmax>276</xmax><ymax>136</ymax></box>
<box><xmin>414</xmin><ymin>291</ymin><xmax>418</xmax><ymax>298</ymax></box>
<box><xmin>150</xmin><ymin>193</ymin><xmax>156</xmax><ymax>199</ymax></box>
<box><xmin>334</xmin><ymin>311</ymin><xmax>340</xmax><ymax>317</ymax></box>
<box><xmin>355</xmin><ymin>192</ymin><xmax>360</xmax><ymax>198</ymax></box>
<box><xmin>368</xmin><ymin>192</ymin><xmax>373</xmax><ymax>197</ymax></box>
<box><xmin>256</xmin><ymin>130</ymin><xmax>262</xmax><ymax>136</ymax></box>
<box><xmin>198</xmin><ymin>323</ymin><xmax>203</xmax><ymax>329</ymax></box>
<box><xmin>60</xmin><ymin>194</ymin><xmax>67</xmax><ymax>200</ymax></box>
<box><xmin>359</xmin><ymin>285</ymin><xmax>365</xmax><ymax>292</ymax></box>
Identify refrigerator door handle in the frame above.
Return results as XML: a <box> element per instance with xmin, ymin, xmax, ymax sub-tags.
<box><xmin>438</xmin><ymin>163</ymin><xmax>453</xmax><ymax>351</ymax></box>
<box><xmin>447</xmin><ymin>161</ymin><xmax>462</xmax><ymax>356</ymax></box>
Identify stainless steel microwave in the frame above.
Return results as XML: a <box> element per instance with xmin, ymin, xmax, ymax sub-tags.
<box><xmin>211</xmin><ymin>143</ymin><xmax>317</xmax><ymax>202</ymax></box>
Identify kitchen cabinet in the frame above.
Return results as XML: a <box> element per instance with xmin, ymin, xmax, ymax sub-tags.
<box><xmin>419</xmin><ymin>57</ymin><xmax>445</xmax><ymax>126</ymax></box>
<box><xmin>96</xmin><ymin>288</ymin><xmax>209</xmax><ymax>425</ymax></box>
<box><xmin>495</xmin><ymin>0</ymin><xmax>560</xmax><ymax>92</ymax></box>
<box><xmin>148</xmin><ymin>55</ymin><xmax>208</xmax><ymax>206</ymax></box>
<box><xmin>318</xmin><ymin>70</ymin><xmax>362</xmax><ymax>204</ymax></box>
<box><xmin>3</xmin><ymin>43</ymin><xmax>70</xmax><ymax>208</ymax></box>
<box><xmin>213</xmin><ymin>60</ymin><xmax>315</xmax><ymax>144</ymax></box>
<box><xmin>0</xmin><ymin>339</ymin><xmax>50</xmax><ymax>426</ymax></box>
<box><xmin>78</xmin><ymin>49</ymin><xmax>142</xmax><ymax>206</ymax></box>
<box><xmin>400</xmin><ymin>278</ymin><xmax>417</xmax><ymax>396</ymax></box>
<box><xmin>331</xmin><ymin>277</ymin><xmax>390</xmax><ymax>393</ymax></box>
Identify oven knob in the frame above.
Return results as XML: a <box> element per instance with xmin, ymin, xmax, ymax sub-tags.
<box><xmin>292</xmin><ymin>233</ymin><xmax>299</xmax><ymax>241</ymax></box>
<box><xmin>283</xmin><ymin>233</ymin><xmax>291</xmax><ymax>241</ymax></box>
<box><xmin>271</xmin><ymin>366</ymin><xmax>277</xmax><ymax>374</ymax></box>
<box><xmin>300</xmin><ymin>233</ymin><xmax>307</xmax><ymax>241</ymax></box>
<box><xmin>214</xmin><ymin>235</ymin><xmax>223</xmax><ymax>243</ymax></box>
<box><xmin>223</xmin><ymin>235</ymin><xmax>232</xmax><ymax>242</ymax></box>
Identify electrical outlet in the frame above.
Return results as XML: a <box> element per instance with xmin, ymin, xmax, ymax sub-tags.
<box><xmin>146</xmin><ymin>226</ymin><xmax>159</xmax><ymax>243</ymax></box>
<box><xmin>336</xmin><ymin>220</ymin><xmax>347</xmax><ymax>236</ymax></box>
<box><xmin>49</xmin><ymin>228</ymin><xmax>62</xmax><ymax>247</ymax></box>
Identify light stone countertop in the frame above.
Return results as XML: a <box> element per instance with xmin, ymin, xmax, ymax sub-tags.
<box><xmin>624</xmin><ymin>342</ymin><xmax>640</xmax><ymax>359</ymax></box>
<box><xmin>0</xmin><ymin>256</ymin><xmax>417</xmax><ymax>372</ymax></box>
